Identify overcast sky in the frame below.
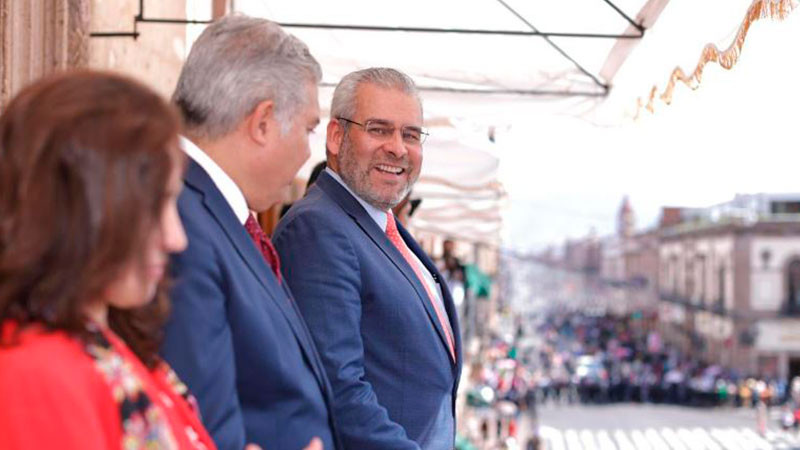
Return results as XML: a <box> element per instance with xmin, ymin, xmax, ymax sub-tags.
<box><xmin>495</xmin><ymin>6</ymin><xmax>800</xmax><ymax>251</ymax></box>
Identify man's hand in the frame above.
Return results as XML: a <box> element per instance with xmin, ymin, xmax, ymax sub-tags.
<box><xmin>304</xmin><ymin>438</ymin><xmax>323</xmax><ymax>450</ymax></box>
<box><xmin>244</xmin><ymin>437</ymin><xmax>322</xmax><ymax>450</ymax></box>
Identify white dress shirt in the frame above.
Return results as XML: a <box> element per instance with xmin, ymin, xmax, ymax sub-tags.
<box><xmin>181</xmin><ymin>136</ymin><xmax>250</xmax><ymax>225</ymax></box>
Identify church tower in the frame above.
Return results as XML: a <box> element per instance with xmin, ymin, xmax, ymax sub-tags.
<box><xmin>618</xmin><ymin>196</ymin><xmax>635</xmax><ymax>238</ymax></box>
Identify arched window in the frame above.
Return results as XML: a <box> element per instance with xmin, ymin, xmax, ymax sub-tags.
<box><xmin>786</xmin><ymin>259</ymin><xmax>800</xmax><ymax>315</ymax></box>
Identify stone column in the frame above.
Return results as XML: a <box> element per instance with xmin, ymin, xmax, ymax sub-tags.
<box><xmin>212</xmin><ymin>0</ymin><xmax>227</xmax><ymax>19</ymax></box>
<box><xmin>1</xmin><ymin>0</ymin><xmax>90</xmax><ymax>109</ymax></box>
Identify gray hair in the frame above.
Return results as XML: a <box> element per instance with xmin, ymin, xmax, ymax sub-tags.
<box><xmin>173</xmin><ymin>14</ymin><xmax>322</xmax><ymax>139</ymax></box>
<box><xmin>330</xmin><ymin>67</ymin><xmax>422</xmax><ymax>122</ymax></box>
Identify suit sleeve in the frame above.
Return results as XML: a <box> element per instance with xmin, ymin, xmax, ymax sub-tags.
<box><xmin>162</xmin><ymin>222</ymin><xmax>246</xmax><ymax>450</ymax></box>
<box><xmin>274</xmin><ymin>213</ymin><xmax>421</xmax><ymax>450</ymax></box>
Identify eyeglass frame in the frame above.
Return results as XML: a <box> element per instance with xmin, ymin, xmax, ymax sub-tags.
<box><xmin>336</xmin><ymin>117</ymin><xmax>429</xmax><ymax>146</ymax></box>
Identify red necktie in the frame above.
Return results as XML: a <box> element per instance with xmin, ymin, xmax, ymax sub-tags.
<box><xmin>385</xmin><ymin>214</ymin><xmax>455</xmax><ymax>361</ymax></box>
<box><xmin>244</xmin><ymin>214</ymin><xmax>281</xmax><ymax>284</ymax></box>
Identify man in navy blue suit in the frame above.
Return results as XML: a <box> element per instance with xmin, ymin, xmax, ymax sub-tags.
<box><xmin>273</xmin><ymin>68</ymin><xmax>463</xmax><ymax>450</ymax></box>
<box><xmin>161</xmin><ymin>15</ymin><xmax>339</xmax><ymax>450</ymax></box>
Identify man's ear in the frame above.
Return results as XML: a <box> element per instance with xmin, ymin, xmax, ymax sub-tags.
<box><xmin>326</xmin><ymin>119</ymin><xmax>344</xmax><ymax>157</ymax></box>
<box><xmin>246</xmin><ymin>99</ymin><xmax>275</xmax><ymax>146</ymax></box>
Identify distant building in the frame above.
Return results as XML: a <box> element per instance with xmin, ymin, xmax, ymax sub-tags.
<box><xmin>564</xmin><ymin>231</ymin><xmax>601</xmax><ymax>274</ymax></box>
<box><xmin>568</xmin><ymin>192</ymin><xmax>800</xmax><ymax>379</ymax></box>
<box><xmin>600</xmin><ymin>199</ymin><xmax>660</xmax><ymax>312</ymax></box>
<box><xmin>618</xmin><ymin>196</ymin><xmax>635</xmax><ymax>238</ymax></box>
<box><xmin>657</xmin><ymin>193</ymin><xmax>800</xmax><ymax>379</ymax></box>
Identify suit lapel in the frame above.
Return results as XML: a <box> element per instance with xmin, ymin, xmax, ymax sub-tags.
<box><xmin>316</xmin><ymin>173</ymin><xmax>457</xmax><ymax>366</ymax></box>
<box><xmin>398</xmin><ymin>222</ymin><xmax>462</xmax><ymax>368</ymax></box>
<box><xmin>183</xmin><ymin>160</ymin><xmax>332</xmax><ymax>391</ymax></box>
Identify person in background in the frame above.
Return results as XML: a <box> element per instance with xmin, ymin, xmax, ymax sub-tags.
<box><xmin>392</xmin><ymin>192</ymin><xmax>422</xmax><ymax>228</ymax></box>
<box><xmin>279</xmin><ymin>160</ymin><xmax>327</xmax><ymax>218</ymax></box>
<box><xmin>161</xmin><ymin>14</ymin><xmax>337</xmax><ymax>450</ymax></box>
<box><xmin>306</xmin><ymin>160</ymin><xmax>328</xmax><ymax>191</ymax></box>
<box><xmin>0</xmin><ymin>71</ymin><xmax>215</xmax><ymax>449</ymax></box>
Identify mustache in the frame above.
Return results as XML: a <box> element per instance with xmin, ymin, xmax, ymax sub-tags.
<box><xmin>372</xmin><ymin>154</ymin><xmax>409</xmax><ymax>168</ymax></box>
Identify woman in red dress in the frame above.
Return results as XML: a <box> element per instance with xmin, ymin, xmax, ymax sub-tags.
<box><xmin>0</xmin><ymin>71</ymin><xmax>215</xmax><ymax>449</ymax></box>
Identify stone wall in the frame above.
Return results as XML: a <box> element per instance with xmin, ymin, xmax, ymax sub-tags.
<box><xmin>0</xmin><ymin>0</ymin><xmax>89</xmax><ymax>110</ymax></box>
<box><xmin>89</xmin><ymin>0</ymin><xmax>188</xmax><ymax>99</ymax></box>
<box><xmin>0</xmin><ymin>0</ymin><xmax>198</xmax><ymax>108</ymax></box>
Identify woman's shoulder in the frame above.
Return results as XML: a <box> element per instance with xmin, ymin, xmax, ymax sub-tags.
<box><xmin>0</xmin><ymin>323</ymin><xmax>122</xmax><ymax>449</ymax></box>
<box><xmin>0</xmin><ymin>324</ymin><xmax>104</xmax><ymax>389</ymax></box>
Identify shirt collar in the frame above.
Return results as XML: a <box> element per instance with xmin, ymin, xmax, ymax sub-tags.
<box><xmin>181</xmin><ymin>136</ymin><xmax>250</xmax><ymax>225</ymax></box>
<box><xmin>324</xmin><ymin>167</ymin><xmax>390</xmax><ymax>232</ymax></box>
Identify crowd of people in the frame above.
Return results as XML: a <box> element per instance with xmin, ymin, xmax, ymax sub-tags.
<box><xmin>457</xmin><ymin>309</ymin><xmax>800</xmax><ymax>448</ymax></box>
<box><xmin>463</xmin><ymin>338</ymin><xmax>531</xmax><ymax>449</ymax></box>
<box><xmin>0</xmin><ymin>14</ymin><xmax>462</xmax><ymax>450</ymax></box>
<box><xmin>528</xmin><ymin>311</ymin><xmax>794</xmax><ymax>411</ymax></box>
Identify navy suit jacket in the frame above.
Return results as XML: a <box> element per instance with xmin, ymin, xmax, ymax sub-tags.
<box><xmin>162</xmin><ymin>160</ymin><xmax>341</xmax><ymax>450</ymax></box>
<box><xmin>273</xmin><ymin>172</ymin><xmax>463</xmax><ymax>450</ymax></box>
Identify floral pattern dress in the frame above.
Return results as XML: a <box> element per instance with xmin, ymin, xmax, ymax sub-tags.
<box><xmin>0</xmin><ymin>321</ymin><xmax>216</xmax><ymax>450</ymax></box>
<box><xmin>85</xmin><ymin>325</ymin><xmax>214</xmax><ymax>450</ymax></box>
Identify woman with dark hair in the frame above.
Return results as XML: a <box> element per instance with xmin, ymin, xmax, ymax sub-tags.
<box><xmin>0</xmin><ymin>71</ymin><xmax>215</xmax><ymax>449</ymax></box>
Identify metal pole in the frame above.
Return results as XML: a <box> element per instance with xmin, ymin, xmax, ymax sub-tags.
<box><xmin>494</xmin><ymin>0</ymin><xmax>609</xmax><ymax>92</ymax></box>
<box><xmin>89</xmin><ymin>32</ymin><xmax>140</xmax><ymax>38</ymax></box>
<box><xmin>602</xmin><ymin>0</ymin><xmax>645</xmax><ymax>34</ymax></box>
<box><xmin>277</xmin><ymin>22</ymin><xmax>642</xmax><ymax>39</ymax></box>
<box><xmin>137</xmin><ymin>18</ymin><xmax>213</xmax><ymax>25</ymax></box>
<box><xmin>320</xmin><ymin>83</ymin><xmax>607</xmax><ymax>97</ymax></box>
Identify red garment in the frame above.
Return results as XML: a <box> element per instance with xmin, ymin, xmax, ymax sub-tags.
<box><xmin>0</xmin><ymin>322</ymin><xmax>216</xmax><ymax>450</ymax></box>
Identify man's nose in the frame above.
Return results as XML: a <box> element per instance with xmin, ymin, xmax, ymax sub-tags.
<box><xmin>383</xmin><ymin>129</ymin><xmax>408</xmax><ymax>158</ymax></box>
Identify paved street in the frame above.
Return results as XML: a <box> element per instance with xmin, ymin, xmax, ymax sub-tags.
<box><xmin>536</xmin><ymin>404</ymin><xmax>800</xmax><ymax>450</ymax></box>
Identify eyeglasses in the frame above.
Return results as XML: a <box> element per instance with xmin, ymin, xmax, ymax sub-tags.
<box><xmin>337</xmin><ymin>117</ymin><xmax>428</xmax><ymax>146</ymax></box>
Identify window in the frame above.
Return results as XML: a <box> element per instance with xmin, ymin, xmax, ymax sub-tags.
<box><xmin>761</xmin><ymin>249</ymin><xmax>772</xmax><ymax>269</ymax></box>
<box><xmin>771</xmin><ymin>201</ymin><xmax>800</xmax><ymax>214</ymax></box>
<box><xmin>717</xmin><ymin>266</ymin><xmax>726</xmax><ymax>312</ymax></box>
<box><xmin>785</xmin><ymin>259</ymin><xmax>800</xmax><ymax>315</ymax></box>
<box><xmin>670</xmin><ymin>255</ymin><xmax>679</xmax><ymax>295</ymax></box>
<box><xmin>697</xmin><ymin>255</ymin><xmax>706</xmax><ymax>306</ymax></box>
<box><xmin>685</xmin><ymin>259</ymin><xmax>694</xmax><ymax>301</ymax></box>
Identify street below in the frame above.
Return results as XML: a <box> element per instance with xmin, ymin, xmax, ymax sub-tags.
<box><xmin>537</xmin><ymin>403</ymin><xmax>799</xmax><ymax>449</ymax></box>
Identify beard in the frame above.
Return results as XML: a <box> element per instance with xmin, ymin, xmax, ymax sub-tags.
<box><xmin>336</xmin><ymin>136</ymin><xmax>417</xmax><ymax>211</ymax></box>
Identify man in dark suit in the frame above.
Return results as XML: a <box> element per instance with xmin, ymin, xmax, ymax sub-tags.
<box><xmin>161</xmin><ymin>15</ymin><xmax>339</xmax><ymax>450</ymax></box>
<box><xmin>273</xmin><ymin>68</ymin><xmax>462</xmax><ymax>450</ymax></box>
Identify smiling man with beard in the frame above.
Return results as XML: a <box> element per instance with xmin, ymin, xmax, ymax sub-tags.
<box><xmin>273</xmin><ymin>68</ymin><xmax>462</xmax><ymax>450</ymax></box>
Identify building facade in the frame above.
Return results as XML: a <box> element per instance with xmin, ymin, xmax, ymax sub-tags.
<box><xmin>562</xmin><ymin>194</ymin><xmax>800</xmax><ymax>380</ymax></box>
<box><xmin>658</xmin><ymin>211</ymin><xmax>800</xmax><ymax>379</ymax></box>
